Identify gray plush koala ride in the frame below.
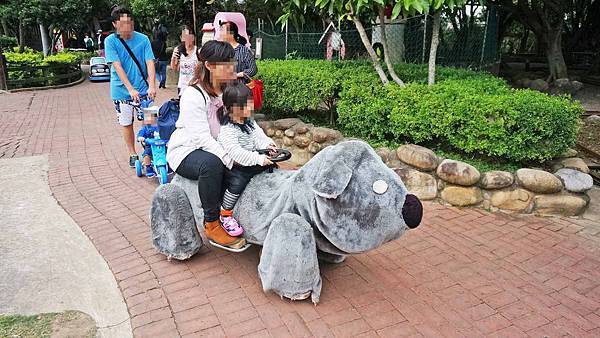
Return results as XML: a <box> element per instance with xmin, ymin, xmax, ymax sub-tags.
<box><xmin>150</xmin><ymin>140</ymin><xmax>422</xmax><ymax>303</ymax></box>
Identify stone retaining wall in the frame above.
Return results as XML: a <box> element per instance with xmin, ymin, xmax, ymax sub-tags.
<box><xmin>258</xmin><ymin>118</ymin><xmax>593</xmax><ymax>217</ymax></box>
<box><xmin>258</xmin><ymin>118</ymin><xmax>343</xmax><ymax>167</ymax></box>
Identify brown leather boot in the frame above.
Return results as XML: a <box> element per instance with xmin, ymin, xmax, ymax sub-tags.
<box><xmin>204</xmin><ymin>219</ymin><xmax>247</xmax><ymax>251</ymax></box>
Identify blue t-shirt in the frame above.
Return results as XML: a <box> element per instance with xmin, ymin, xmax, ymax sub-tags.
<box><xmin>105</xmin><ymin>31</ymin><xmax>155</xmax><ymax>101</ymax></box>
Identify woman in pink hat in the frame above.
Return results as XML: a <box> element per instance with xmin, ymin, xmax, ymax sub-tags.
<box><xmin>220</xmin><ymin>21</ymin><xmax>257</xmax><ymax>84</ymax></box>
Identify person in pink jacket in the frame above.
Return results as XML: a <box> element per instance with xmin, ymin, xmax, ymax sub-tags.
<box><xmin>166</xmin><ymin>40</ymin><xmax>248</xmax><ymax>252</ymax></box>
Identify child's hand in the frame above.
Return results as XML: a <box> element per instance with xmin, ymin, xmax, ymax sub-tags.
<box><xmin>262</xmin><ymin>157</ymin><xmax>273</xmax><ymax>166</ymax></box>
<box><xmin>267</xmin><ymin>144</ymin><xmax>277</xmax><ymax>156</ymax></box>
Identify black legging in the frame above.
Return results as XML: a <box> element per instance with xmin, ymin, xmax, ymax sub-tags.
<box><xmin>175</xmin><ymin>149</ymin><xmax>224</xmax><ymax>222</ymax></box>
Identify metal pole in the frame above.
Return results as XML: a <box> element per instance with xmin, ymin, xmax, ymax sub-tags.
<box><xmin>285</xmin><ymin>23</ymin><xmax>288</xmax><ymax>57</ymax></box>
<box><xmin>422</xmin><ymin>15</ymin><xmax>427</xmax><ymax>64</ymax></box>
<box><xmin>480</xmin><ymin>7</ymin><xmax>490</xmax><ymax>66</ymax></box>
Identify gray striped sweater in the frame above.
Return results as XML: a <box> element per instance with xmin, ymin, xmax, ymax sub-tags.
<box><xmin>217</xmin><ymin>121</ymin><xmax>274</xmax><ymax>166</ymax></box>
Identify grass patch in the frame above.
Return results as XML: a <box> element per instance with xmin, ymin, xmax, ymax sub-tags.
<box><xmin>0</xmin><ymin>313</ymin><xmax>57</xmax><ymax>338</ymax></box>
<box><xmin>0</xmin><ymin>311</ymin><xmax>96</xmax><ymax>338</ymax></box>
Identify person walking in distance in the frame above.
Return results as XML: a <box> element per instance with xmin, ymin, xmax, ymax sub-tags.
<box><xmin>104</xmin><ymin>6</ymin><xmax>157</xmax><ymax>168</ymax></box>
<box><xmin>84</xmin><ymin>34</ymin><xmax>94</xmax><ymax>52</ymax></box>
<box><xmin>97</xmin><ymin>30</ymin><xmax>106</xmax><ymax>57</ymax></box>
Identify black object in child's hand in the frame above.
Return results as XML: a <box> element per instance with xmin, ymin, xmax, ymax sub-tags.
<box><xmin>256</xmin><ymin>148</ymin><xmax>292</xmax><ymax>162</ymax></box>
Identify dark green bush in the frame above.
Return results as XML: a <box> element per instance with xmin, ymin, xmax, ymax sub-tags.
<box><xmin>258</xmin><ymin>59</ymin><xmax>581</xmax><ymax>162</ymax></box>
<box><xmin>336</xmin><ymin>69</ymin><xmax>394</xmax><ymax>141</ymax></box>
<box><xmin>257</xmin><ymin>60</ymin><xmax>342</xmax><ymax>115</ymax></box>
<box><xmin>0</xmin><ymin>35</ymin><xmax>17</xmax><ymax>52</ymax></box>
<box><xmin>336</xmin><ymin>70</ymin><xmax>510</xmax><ymax>142</ymax></box>
<box><xmin>385</xmin><ymin>81</ymin><xmax>581</xmax><ymax>162</ymax></box>
<box><xmin>5</xmin><ymin>50</ymin><xmax>82</xmax><ymax>89</ymax></box>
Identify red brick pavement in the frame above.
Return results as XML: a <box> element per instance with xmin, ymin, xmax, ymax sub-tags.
<box><xmin>2</xmin><ymin>82</ymin><xmax>600</xmax><ymax>337</ymax></box>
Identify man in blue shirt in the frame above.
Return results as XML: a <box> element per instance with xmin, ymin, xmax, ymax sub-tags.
<box><xmin>105</xmin><ymin>6</ymin><xmax>157</xmax><ymax>168</ymax></box>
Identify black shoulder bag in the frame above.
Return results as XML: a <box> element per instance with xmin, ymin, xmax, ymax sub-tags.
<box><xmin>118</xmin><ymin>37</ymin><xmax>149</xmax><ymax>87</ymax></box>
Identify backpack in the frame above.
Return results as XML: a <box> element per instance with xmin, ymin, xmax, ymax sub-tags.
<box><xmin>158</xmin><ymin>99</ymin><xmax>180</xmax><ymax>140</ymax></box>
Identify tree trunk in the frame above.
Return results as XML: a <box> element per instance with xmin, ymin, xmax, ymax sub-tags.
<box><xmin>378</xmin><ymin>7</ymin><xmax>406</xmax><ymax>87</ymax></box>
<box><xmin>192</xmin><ymin>0</ymin><xmax>197</xmax><ymax>35</ymax></box>
<box><xmin>39</xmin><ymin>21</ymin><xmax>50</xmax><ymax>56</ymax></box>
<box><xmin>0</xmin><ymin>50</ymin><xmax>7</xmax><ymax>91</ymax></box>
<box><xmin>1</xmin><ymin>19</ymin><xmax>10</xmax><ymax>37</ymax></box>
<box><xmin>351</xmin><ymin>15</ymin><xmax>389</xmax><ymax>85</ymax></box>
<box><xmin>534</xmin><ymin>31</ymin><xmax>545</xmax><ymax>56</ymax></box>
<box><xmin>546</xmin><ymin>27</ymin><xmax>568</xmax><ymax>80</ymax></box>
<box><xmin>428</xmin><ymin>10</ymin><xmax>441</xmax><ymax>86</ymax></box>
<box><xmin>93</xmin><ymin>17</ymin><xmax>101</xmax><ymax>32</ymax></box>
<box><xmin>18</xmin><ymin>20</ymin><xmax>25</xmax><ymax>52</ymax></box>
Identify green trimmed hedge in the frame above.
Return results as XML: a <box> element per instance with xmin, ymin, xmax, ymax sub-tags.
<box><xmin>0</xmin><ymin>35</ymin><xmax>17</xmax><ymax>51</ymax></box>
<box><xmin>257</xmin><ymin>60</ymin><xmax>342</xmax><ymax>114</ymax></box>
<box><xmin>5</xmin><ymin>49</ymin><xmax>82</xmax><ymax>89</ymax></box>
<box><xmin>257</xmin><ymin>60</ymin><xmax>582</xmax><ymax>162</ymax></box>
<box><xmin>5</xmin><ymin>49</ymin><xmax>84</xmax><ymax>66</ymax></box>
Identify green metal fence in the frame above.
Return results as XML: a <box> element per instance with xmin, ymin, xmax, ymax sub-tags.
<box><xmin>253</xmin><ymin>7</ymin><xmax>499</xmax><ymax>68</ymax></box>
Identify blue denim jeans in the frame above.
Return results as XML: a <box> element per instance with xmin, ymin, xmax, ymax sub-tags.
<box><xmin>155</xmin><ymin>60</ymin><xmax>168</xmax><ymax>87</ymax></box>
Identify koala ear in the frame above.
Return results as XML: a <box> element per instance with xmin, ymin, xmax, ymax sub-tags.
<box><xmin>312</xmin><ymin>163</ymin><xmax>353</xmax><ymax>199</ymax></box>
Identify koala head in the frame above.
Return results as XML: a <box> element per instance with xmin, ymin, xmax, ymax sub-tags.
<box><xmin>305</xmin><ymin>140</ymin><xmax>422</xmax><ymax>254</ymax></box>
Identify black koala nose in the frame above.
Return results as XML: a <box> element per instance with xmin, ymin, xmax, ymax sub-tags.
<box><xmin>402</xmin><ymin>194</ymin><xmax>423</xmax><ymax>229</ymax></box>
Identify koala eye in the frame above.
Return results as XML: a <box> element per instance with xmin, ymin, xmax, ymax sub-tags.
<box><xmin>372</xmin><ymin>180</ymin><xmax>388</xmax><ymax>194</ymax></box>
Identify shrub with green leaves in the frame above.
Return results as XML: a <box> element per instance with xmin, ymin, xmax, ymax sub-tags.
<box><xmin>64</xmin><ymin>49</ymin><xmax>96</xmax><ymax>64</ymax></box>
<box><xmin>45</xmin><ymin>52</ymin><xmax>80</xmax><ymax>64</ymax></box>
<box><xmin>257</xmin><ymin>59</ymin><xmax>581</xmax><ymax>162</ymax></box>
<box><xmin>257</xmin><ymin>59</ymin><xmax>342</xmax><ymax>115</ymax></box>
<box><xmin>0</xmin><ymin>35</ymin><xmax>17</xmax><ymax>51</ymax></box>
<box><xmin>5</xmin><ymin>50</ymin><xmax>81</xmax><ymax>66</ymax></box>
<box><xmin>5</xmin><ymin>49</ymin><xmax>45</xmax><ymax>66</ymax></box>
<box><xmin>385</xmin><ymin>82</ymin><xmax>582</xmax><ymax>162</ymax></box>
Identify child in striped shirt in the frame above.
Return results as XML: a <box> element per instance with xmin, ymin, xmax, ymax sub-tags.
<box><xmin>217</xmin><ymin>82</ymin><xmax>276</xmax><ymax>237</ymax></box>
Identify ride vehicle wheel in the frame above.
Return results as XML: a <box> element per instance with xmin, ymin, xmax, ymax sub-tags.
<box><xmin>158</xmin><ymin>166</ymin><xmax>168</xmax><ymax>184</ymax></box>
<box><xmin>135</xmin><ymin>160</ymin><xmax>143</xmax><ymax>177</ymax></box>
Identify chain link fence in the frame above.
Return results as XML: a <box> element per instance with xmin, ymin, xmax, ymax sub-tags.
<box><xmin>252</xmin><ymin>6</ymin><xmax>499</xmax><ymax>68</ymax></box>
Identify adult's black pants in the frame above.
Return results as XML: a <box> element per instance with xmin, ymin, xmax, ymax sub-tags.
<box><xmin>175</xmin><ymin>149</ymin><xmax>224</xmax><ymax>222</ymax></box>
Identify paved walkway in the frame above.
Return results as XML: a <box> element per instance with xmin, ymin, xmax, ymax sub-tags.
<box><xmin>1</xmin><ymin>81</ymin><xmax>600</xmax><ymax>337</ymax></box>
<box><xmin>0</xmin><ymin>155</ymin><xmax>131</xmax><ymax>337</ymax></box>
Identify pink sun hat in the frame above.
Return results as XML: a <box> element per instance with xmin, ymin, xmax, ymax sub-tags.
<box><xmin>213</xmin><ymin>12</ymin><xmax>251</xmax><ymax>48</ymax></box>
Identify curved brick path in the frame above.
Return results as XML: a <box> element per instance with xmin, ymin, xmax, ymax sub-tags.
<box><xmin>2</xmin><ymin>81</ymin><xmax>600</xmax><ymax>338</ymax></box>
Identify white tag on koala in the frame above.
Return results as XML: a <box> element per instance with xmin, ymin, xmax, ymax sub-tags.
<box><xmin>372</xmin><ymin>180</ymin><xmax>388</xmax><ymax>194</ymax></box>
